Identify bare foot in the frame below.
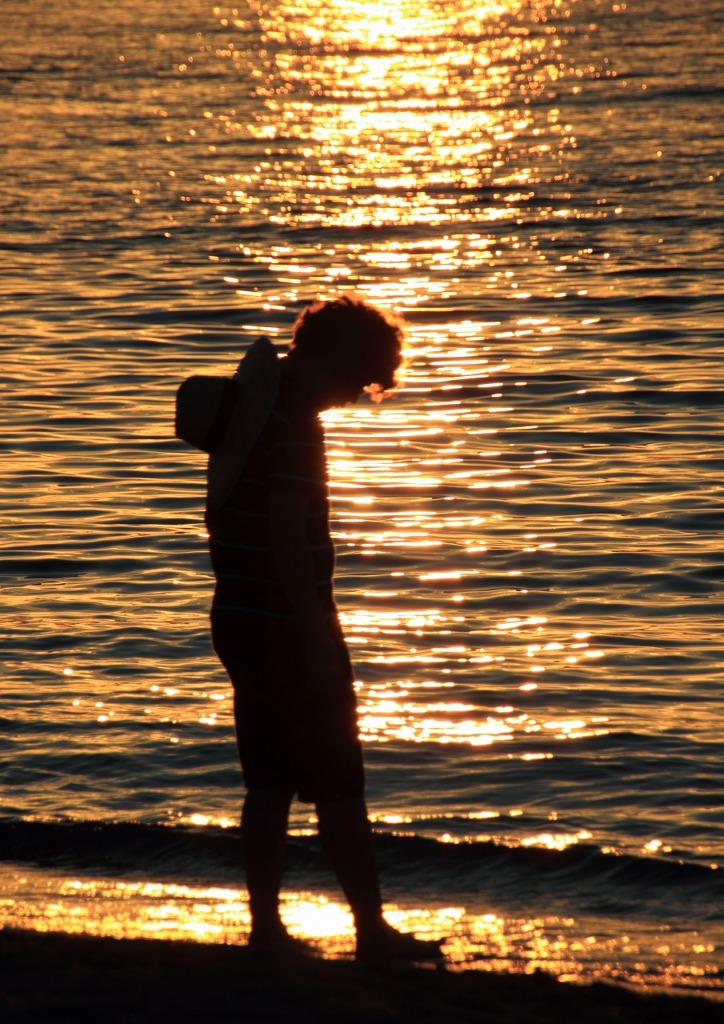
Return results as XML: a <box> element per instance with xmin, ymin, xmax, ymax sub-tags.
<box><xmin>248</xmin><ymin>923</ymin><xmax>318</xmax><ymax>959</ymax></box>
<box><xmin>356</xmin><ymin>921</ymin><xmax>445</xmax><ymax>965</ymax></box>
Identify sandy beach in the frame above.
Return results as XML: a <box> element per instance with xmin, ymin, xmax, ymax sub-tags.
<box><xmin>1</xmin><ymin>928</ymin><xmax>721</xmax><ymax>1024</ymax></box>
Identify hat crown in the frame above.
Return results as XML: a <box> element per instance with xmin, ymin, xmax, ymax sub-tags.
<box><xmin>175</xmin><ymin>375</ymin><xmax>230</xmax><ymax>453</ymax></box>
<box><xmin>175</xmin><ymin>336</ymin><xmax>281</xmax><ymax>508</ymax></box>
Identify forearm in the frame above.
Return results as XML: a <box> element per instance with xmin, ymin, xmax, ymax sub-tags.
<box><xmin>268</xmin><ymin>490</ymin><xmax>345</xmax><ymax>692</ymax></box>
<box><xmin>268</xmin><ymin>492</ymin><xmax>330</xmax><ymax>638</ymax></box>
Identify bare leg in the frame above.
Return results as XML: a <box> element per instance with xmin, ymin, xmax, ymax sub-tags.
<box><xmin>316</xmin><ymin>796</ymin><xmax>444</xmax><ymax>962</ymax></box>
<box><xmin>241</xmin><ymin>787</ymin><xmax>296</xmax><ymax>947</ymax></box>
<box><xmin>316</xmin><ymin>796</ymin><xmax>384</xmax><ymax>932</ymax></box>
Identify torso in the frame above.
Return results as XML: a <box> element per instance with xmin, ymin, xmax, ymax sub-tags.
<box><xmin>206</xmin><ymin>373</ymin><xmax>335</xmax><ymax>619</ymax></box>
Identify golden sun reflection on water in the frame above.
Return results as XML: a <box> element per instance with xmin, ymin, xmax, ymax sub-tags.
<box><xmin>2</xmin><ymin>866</ymin><xmax>718</xmax><ymax>993</ymax></box>
<box><xmin>208</xmin><ymin>0</ymin><xmax>575</xmax><ymax>230</ymax></box>
<box><xmin>309</xmin><ymin>304</ymin><xmax>613</xmax><ymax>756</ymax></box>
<box><xmin>356</xmin><ymin>676</ymin><xmax>610</xmax><ymax>748</ymax></box>
<box><xmin>3</xmin><ymin>0</ymin><xmax>723</xmax><ymax>987</ymax></box>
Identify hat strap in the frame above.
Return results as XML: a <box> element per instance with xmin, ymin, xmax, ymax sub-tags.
<box><xmin>202</xmin><ymin>378</ymin><xmax>238</xmax><ymax>454</ymax></box>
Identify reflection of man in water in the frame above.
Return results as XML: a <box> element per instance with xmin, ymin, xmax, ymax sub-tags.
<box><xmin>193</xmin><ymin>295</ymin><xmax>442</xmax><ymax>961</ymax></box>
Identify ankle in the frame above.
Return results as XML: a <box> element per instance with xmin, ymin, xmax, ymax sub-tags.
<box><xmin>249</xmin><ymin>911</ymin><xmax>285</xmax><ymax>937</ymax></box>
<box><xmin>353</xmin><ymin>911</ymin><xmax>387</xmax><ymax>940</ymax></box>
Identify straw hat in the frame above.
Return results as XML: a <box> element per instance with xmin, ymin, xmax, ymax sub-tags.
<box><xmin>175</xmin><ymin>336</ymin><xmax>280</xmax><ymax>509</ymax></box>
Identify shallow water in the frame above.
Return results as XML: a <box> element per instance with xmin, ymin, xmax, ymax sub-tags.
<box><xmin>1</xmin><ymin>0</ymin><xmax>723</xmax><ymax>993</ymax></box>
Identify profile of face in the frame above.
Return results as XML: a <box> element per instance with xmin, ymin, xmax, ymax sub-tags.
<box><xmin>317</xmin><ymin>371</ymin><xmax>370</xmax><ymax>409</ymax></box>
<box><xmin>306</xmin><ymin>345</ymin><xmax>390</xmax><ymax>410</ymax></box>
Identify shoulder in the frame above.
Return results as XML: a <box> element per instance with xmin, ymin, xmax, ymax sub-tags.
<box><xmin>270</xmin><ymin>378</ymin><xmax>324</xmax><ymax>446</ymax></box>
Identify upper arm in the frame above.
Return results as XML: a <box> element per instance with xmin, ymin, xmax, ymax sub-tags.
<box><xmin>265</xmin><ymin>414</ymin><xmax>325</xmax><ymax>551</ymax></box>
<box><xmin>266</xmin><ymin>428</ymin><xmax>323</xmax><ymax>534</ymax></box>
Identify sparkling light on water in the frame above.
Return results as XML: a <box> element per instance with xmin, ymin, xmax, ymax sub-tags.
<box><xmin>1</xmin><ymin>865</ymin><xmax>719</xmax><ymax>993</ymax></box>
<box><xmin>2</xmin><ymin>0</ymin><xmax>723</xmax><ymax>985</ymax></box>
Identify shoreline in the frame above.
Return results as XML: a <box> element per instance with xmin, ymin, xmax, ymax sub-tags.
<box><xmin>1</xmin><ymin>928</ymin><xmax>722</xmax><ymax>1024</ymax></box>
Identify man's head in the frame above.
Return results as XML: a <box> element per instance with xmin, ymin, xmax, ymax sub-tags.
<box><xmin>289</xmin><ymin>295</ymin><xmax>406</xmax><ymax>405</ymax></box>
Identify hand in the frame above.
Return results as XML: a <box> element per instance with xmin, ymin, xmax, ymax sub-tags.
<box><xmin>304</xmin><ymin>630</ymin><xmax>345</xmax><ymax>698</ymax></box>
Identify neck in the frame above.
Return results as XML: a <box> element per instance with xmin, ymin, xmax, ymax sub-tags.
<box><xmin>280</xmin><ymin>351</ymin><xmax>327</xmax><ymax>414</ymax></box>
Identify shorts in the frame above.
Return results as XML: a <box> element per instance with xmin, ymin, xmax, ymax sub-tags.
<box><xmin>210</xmin><ymin>607</ymin><xmax>365</xmax><ymax>804</ymax></box>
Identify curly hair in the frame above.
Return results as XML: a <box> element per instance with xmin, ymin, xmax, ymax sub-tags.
<box><xmin>291</xmin><ymin>294</ymin><xmax>406</xmax><ymax>398</ymax></box>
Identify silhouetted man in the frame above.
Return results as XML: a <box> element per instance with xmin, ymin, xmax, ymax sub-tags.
<box><xmin>177</xmin><ymin>295</ymin><xmax>442</xmax><ymax>962</ymax></box>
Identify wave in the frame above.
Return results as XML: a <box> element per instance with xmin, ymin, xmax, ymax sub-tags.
<box><xmin>2</xmin><ymin>818</ymin><xmax>721</xmax><ymax>923</ymax></box>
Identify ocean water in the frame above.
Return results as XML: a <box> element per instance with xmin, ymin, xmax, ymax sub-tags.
<box><xmin>1</xmin><ymin>0</ymin><xmax>723</xmax><ymax>995</ymax></box>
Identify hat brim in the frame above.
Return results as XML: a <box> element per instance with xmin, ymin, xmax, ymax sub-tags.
<box><xmin>206</xmin><ymin>336</ymin><xmax>280</xmax><ymax>509</ymax></box>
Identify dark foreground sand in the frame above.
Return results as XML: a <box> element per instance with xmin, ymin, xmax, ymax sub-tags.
<box><xmin>0</xmin><ymin>929</ymin><xmax>721</xmax><ymax>1024</ymax></box>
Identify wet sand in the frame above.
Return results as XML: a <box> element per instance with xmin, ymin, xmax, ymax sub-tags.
<box><xmin>1</xmin><ymin>928</ymin><xmax>721</xmax><ymax>1024</ymax></box>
